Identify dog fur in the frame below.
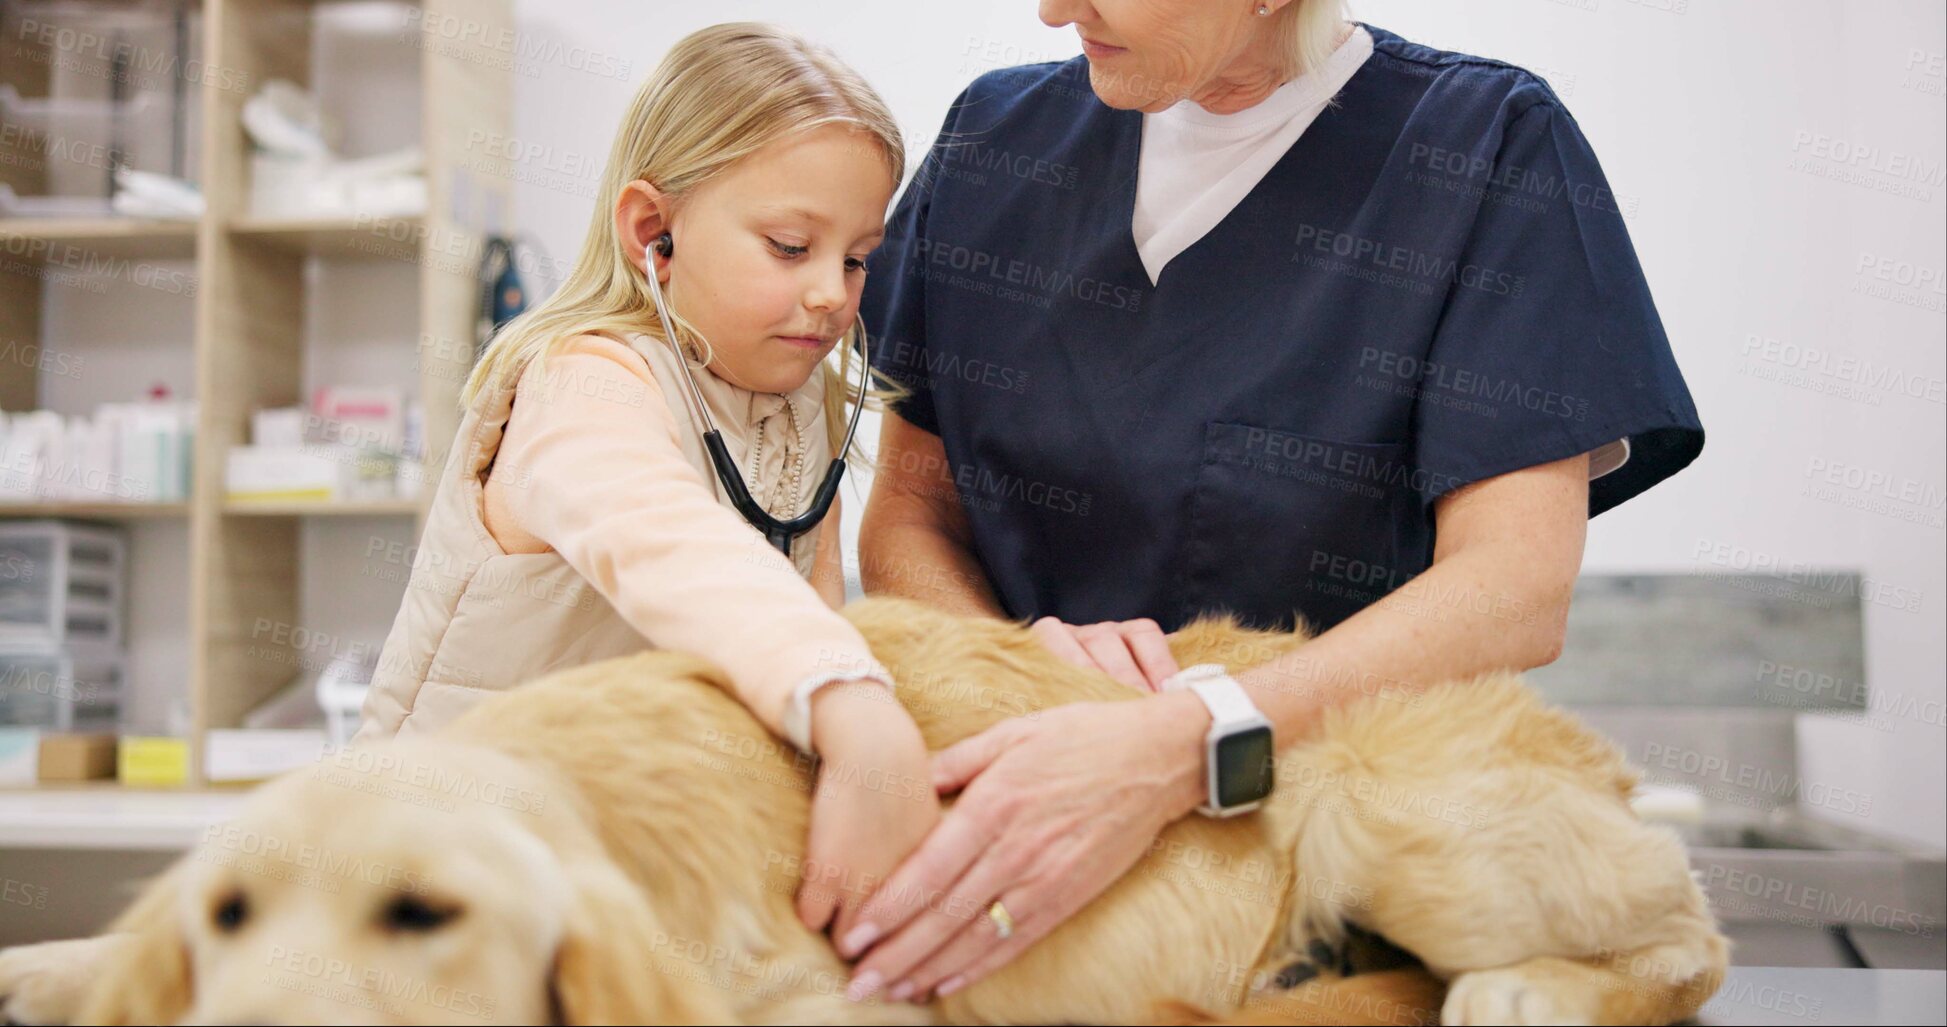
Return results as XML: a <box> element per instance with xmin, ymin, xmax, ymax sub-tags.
<box><xmin>0</xmin><ymin>596</ymin><xmax>1727</xmax><ymax>1025</ymax></box>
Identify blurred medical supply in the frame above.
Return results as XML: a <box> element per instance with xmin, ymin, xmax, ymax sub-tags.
<box><xmin>110</xmin><ymin>167</ymin><xmax>204</xmax><ymax>219</ymax></box>
<box><xmin>225</xmin><ymin>386</ymin><xmax>425</xmax><ymax>503</ymax></box>
<box><xmin>244</xmin><ymin>79</ymin><xmax>427</xmax><ymax>220</ymax></box>
<box><xmin>0</xmin><ymin>392</ymin><xmax>196</xmax><ymax>506</ymax></box>
<box><xmin>0</xmin><ymin>520</ymin><xmax>130</xmax><ymax>784</ymax></box>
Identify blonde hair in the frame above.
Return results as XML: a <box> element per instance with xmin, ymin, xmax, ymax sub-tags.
<box><xmin>462</xmin><ymin>22</ymin><xmax>906</xmax><ymax>463</ymax></box>
<box><xmin>1272</xmin><ymin>0</ymin><xmax>1352</xmax><ymax>80</ymax></box>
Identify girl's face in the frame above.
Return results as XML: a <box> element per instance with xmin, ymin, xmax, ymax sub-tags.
<box><xmin>643</xmin><ymin>125</ymin><xmax>896</xmax><ymax>396</ymax></box>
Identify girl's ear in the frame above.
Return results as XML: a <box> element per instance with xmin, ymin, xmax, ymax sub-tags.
<box><xmin>76</xmin><ymin>859</ymin><xmax>195</xmax><ymax>1025</ymax></box>
<box><xmin>615</xmin><ymin>179</ymin><xmax>673</xmax><ymax>282</ymax></box>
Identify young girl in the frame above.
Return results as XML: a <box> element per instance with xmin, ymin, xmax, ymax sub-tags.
<box><xmin>352</xmin><ymin>22</ymin><xmax>936</xmax><ymax>945</ymax></box>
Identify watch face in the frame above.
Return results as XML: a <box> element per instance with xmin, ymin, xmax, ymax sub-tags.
<box><xmin>1215</xmin><ymin>725</ymin><xmax>1275</xmax><ymax>808</ymax></box>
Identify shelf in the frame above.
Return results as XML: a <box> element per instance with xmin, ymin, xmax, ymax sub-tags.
<box><xmin>227</xmin><ymin>214</ymin><xmax>425</xmax><ymax>263</ymax></box>
<box><xmin>0</xmin><ymin>785</ymin><xmax>250</xmax><ymax>850</ymax></box>
<box><xmin>0</xmin><ymin>84</ymin><xmax>160</xmax><ymax>135</ymax></box>
<box><xmin>0</xmin><ymin>0</ymin><xmax>514</xmax><ymax>791</ymax></box>
<box><xmin>223</xmin><ymin>497</ymin><xmax>420</xmax><ymax>517</ymax></box>
<box><xmin>0</xmin><ymin>502</ymin><xmax>190</xmax><ymax>520</ymax></box>
<box><xmin>0</xmin><ymin>217</ymin><xmax>198</xmax><ymax>261</ymax></box>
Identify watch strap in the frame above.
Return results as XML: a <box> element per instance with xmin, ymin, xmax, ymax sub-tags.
<box><xmin>1187</xmin><ymin>676</ymin><xmax>1262</xmax><ymax>727</ymax></box>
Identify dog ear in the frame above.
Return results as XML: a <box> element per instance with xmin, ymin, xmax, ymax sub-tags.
<box><xmin>75</xmin><ymin>859</ymin><xmax>194</xmax><ymax>1025</ymax></box>
<box><xmin>550</xmin><ymin>857</ymin><xmax>737</xmax><ymax>1025</ymax></box>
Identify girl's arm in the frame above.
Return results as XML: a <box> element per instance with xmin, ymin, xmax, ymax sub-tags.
<box><xmin>488</xmin><ymin>333</ymin><xmax>887</xmax><ymax>741</ymax></box>
<box><xmin>493</xmin><ymin>333</ymin><xmax>940</xmax><ymax>957</ymax></box>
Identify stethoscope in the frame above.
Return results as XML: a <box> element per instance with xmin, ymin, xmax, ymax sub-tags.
<box><xmin>641</xmin><ymin>231</ymin><xmax>869</xmax><ymax>557</ymax></box>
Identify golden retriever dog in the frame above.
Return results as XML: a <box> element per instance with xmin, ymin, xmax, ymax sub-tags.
<box><xmin>0</xmin><ymin>596</ymin><xmax>1726</xmax><ymax>1025</ymax></box>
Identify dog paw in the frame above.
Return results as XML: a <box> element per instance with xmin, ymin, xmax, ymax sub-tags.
<box><xmin>1442</xmin><ymin>967</ymin><xmax>1597</xmax><ymax>1027</ymax></box>
<box><xmin>0</xmin><ymin>937</ymin><xmax>118</xmax><ymax>1026</ymax></box>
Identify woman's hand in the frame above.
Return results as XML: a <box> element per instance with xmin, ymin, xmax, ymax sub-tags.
<box><xmin>795</xmin><ymin>681</ymin><xmax>942</xmax><ymax>944</ymax></box>
<box><xmin>837</xmin><ymin>689</ymin><xmax>1211</xmax><ymax>1004</ymax></box>
<box><xmin>1028</xmin><ymin>616</ymin><xmax>1181</xmax><ymax>691</ymax></box>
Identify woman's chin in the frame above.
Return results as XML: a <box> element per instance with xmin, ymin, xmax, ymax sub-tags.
<box><xmin>1084</xmin><ymin>64</ymin><xmax>1179</xmax><ymax>112</ymax></box>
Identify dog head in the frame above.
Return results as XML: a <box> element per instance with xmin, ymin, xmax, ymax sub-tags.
<box><xmin>79</xmin><ymin>737</ymin><xmax>730</xmax><ymax>1025</ymax></box>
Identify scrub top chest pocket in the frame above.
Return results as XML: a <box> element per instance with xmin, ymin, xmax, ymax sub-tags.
<box><xmin>1175</xmin><ymin>422</ymin><xmax>1412</xmax><ymax>633</ymax></box>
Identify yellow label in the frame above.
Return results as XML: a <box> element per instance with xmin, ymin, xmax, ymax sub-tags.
<box><xmin>118</xmin><ymin>737</ymin><xmax>190</xmax><ymax>787</ymax></box>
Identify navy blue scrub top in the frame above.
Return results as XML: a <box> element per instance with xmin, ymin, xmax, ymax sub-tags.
<box><xmin>862</xmin><ymin>23</ymin><xmax>1704</xmax><ymax>634</ymax></box>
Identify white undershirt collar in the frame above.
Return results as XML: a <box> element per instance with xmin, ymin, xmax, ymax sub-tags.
<box><xmin>1132</xmin><ymin>24</ymin><xmax>1374</xmax><ymax>285</ymax></box>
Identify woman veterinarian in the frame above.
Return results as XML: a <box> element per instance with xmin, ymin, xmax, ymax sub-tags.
<box><xmin>835</xmin><ymin>0</ymin><xmax>1703</xmax><ymax>1007</ymax></box>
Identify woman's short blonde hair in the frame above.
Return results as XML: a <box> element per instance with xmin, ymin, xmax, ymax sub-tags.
<box><xmin>462</xmin><ymin>22</ymin><xmax>905</xmax><ymax>463</ymax></box>
<box><xmin>1275</xmin><ymin>0</ymin><xmax>1352</xmax><ymax>79</ymax></box>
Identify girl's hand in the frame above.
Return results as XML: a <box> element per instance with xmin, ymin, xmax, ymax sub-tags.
<box><xmin>795</xmin><ymin>681</ymin><xmax>941</xmax><ymax>945</ymax></box>
<box><xmin>837</xmin><ymin>690</ymin><xmax>1210</xmax><ymax>1004</ymax></box>
<box><xmin>1029</xmin><ymin>617</ymin><xmax>1181</xmax><ymax>691</ymax></box>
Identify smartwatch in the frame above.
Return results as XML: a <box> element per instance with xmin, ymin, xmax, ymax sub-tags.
<box><xmin>1162</xmin><ymin>663</ymin><xmax>1276</xmax><ymax>817</ymax></box>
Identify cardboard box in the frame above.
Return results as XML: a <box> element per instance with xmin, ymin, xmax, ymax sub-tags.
<box><xmin>37</xmin><ymin>733</ymin><xmax>118</xmax><ymax>782</ymax></box>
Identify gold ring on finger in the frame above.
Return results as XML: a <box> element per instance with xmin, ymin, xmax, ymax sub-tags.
<box><xmin>987</xmin><ymin>900</ymin><xmax>1015</xmax><ymax>940</ymax></box>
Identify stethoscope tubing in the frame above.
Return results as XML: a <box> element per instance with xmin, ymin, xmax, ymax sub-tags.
<box><xmin>641</xmin><ymin>253</ymin><xmax>870</xmax><ymax>557</ymax></box>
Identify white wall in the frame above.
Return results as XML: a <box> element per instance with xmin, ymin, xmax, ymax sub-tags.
<box><xmin>503</xmin><ymin>0</ymin><xmax>1945</xmax><ymax>849</ymax></box>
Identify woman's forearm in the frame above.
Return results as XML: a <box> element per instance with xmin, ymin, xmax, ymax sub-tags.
<box><xmin>860</xmin><ymin>412</ymin><xmax>1010</xmax><ymax>619</ymax></box>
<box><xmin>1233</xmin><ymin>543</ymin><xmax>1570</xmax><ymax>744</ymax></box>
<box><xmin>809</xmin><ymin>495</ymin><xmax>850</xmax><ymax>610</ymax></box>
<box><xmin>859</xmin><ymin>508</ymin><xmax>1008</xmax><ymax>619</ymax></box>
<box><xmin>1230</xmin><ymin>454</ymin><xmax>1589</xmax><ymax>748</ymax></box>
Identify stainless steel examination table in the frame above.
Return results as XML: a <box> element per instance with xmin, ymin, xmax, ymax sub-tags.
<box><xmin>1697</xmin><ymin>967</ymin><xmax>1944</xmax><ymax>1025</ymax></box>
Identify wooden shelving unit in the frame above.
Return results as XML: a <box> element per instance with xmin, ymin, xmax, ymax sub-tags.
<box><xmin>0</xmin><ymin>502</ymin><xmax>191</xmax><ymax>519</ymax></box>
<box><xmin>0</xmin><ymin>218</ymin><xmax>200</xmax><ymax>259</ymax></box>
<box><xmin>0</xmin><ymin>0</ymin><xmax>513</xmax><ymax>796</ymax></box>
<box><xmin>221</xmin><ymin>497</ymin><xmax>421</xmax><ymax>517</ymax></box>
<box><xmin>227</xmin><ymin>213</ymin><xmax>427</xmax><ymax>263</ymax></box>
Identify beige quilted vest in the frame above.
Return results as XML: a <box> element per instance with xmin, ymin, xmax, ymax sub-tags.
<box><xmin>353</xmin><ymin>330</ymin><xmax>831</xmax><ymax>743</ymax></box>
